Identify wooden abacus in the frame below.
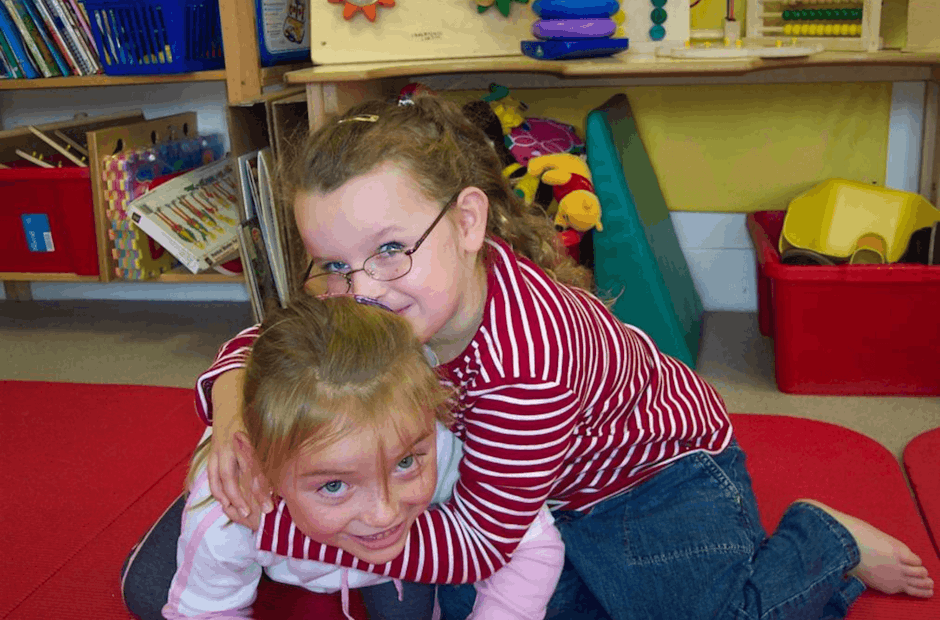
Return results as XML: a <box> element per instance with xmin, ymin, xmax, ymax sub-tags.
<box><xmin>745</xmin><ymin>0</ymin><xmax>882</xmax><ymax>52</ymax></box>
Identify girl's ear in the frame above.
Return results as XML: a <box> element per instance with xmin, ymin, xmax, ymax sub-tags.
<box><xmin>453</xmin><ymin>187</ymin><xmax>489</xmax><ymax>253</ymax></box>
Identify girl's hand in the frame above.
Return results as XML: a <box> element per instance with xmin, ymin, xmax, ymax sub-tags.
<box><xmin>207</xmin><ymin>370</ymin><xmax>274</xmax><ymax>528</ymax></box>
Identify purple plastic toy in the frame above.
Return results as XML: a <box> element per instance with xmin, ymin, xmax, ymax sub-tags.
<box><xmin>533</xmin><ymin>18</ymin><xmax>616</xmax><ymax>39</ymax></box>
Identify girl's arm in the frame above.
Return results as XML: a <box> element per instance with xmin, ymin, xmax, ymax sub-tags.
<box><xmin>467</xmin><ymin>505</ymin><xmax>565</xmax><ymax>620</ymax></box>
<box><xmin>196</xmin><ymin>326</ymin><xmax>272</xmax><ymax>527</ymax></box>
<box><xmin>162</xmin><ymin>475</ymin><xmax>264</xmax><ymax>619</ymax></box>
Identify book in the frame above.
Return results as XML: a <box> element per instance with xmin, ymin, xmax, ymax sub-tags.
<box><xmin>20</xmin><ymin>0</ymin><xmax>68</xmax><ymax>75</ymax></box>
<box><xmin>255</xmin><ymin>147</ymin><xmax>290</xmax><ymax>306</ymax></box>
<box><xmin>4</xmin><ymin>0</ymin><xmax>57</xmax><ymax>77</ymax></box>
<box><xmin>0</xmin><ymin>27</ymin><xmax>22</xmax><ymax>77</ymax></box>
<box><xmin>236</xmin><ymin>149</ymin><xmax>281</xmax><ymax>318</ymax></box>
<box><xmin>0</xmin><ymin>8</ymin><xmax>36</xmax><ymax>77</ymax></box>
<box><xmin>54</xmin><ymin>0</ymin><xmax>97</xmax><ymax>73</ymax></box>
<box><xmin>30</xmin><ymin>0</ymin><xmax>78</xmax><ymax>74</ymax></box>
<box><xmin>236</xmin><ymin>224</ymin><xmax>264</xmax><ymax>323</ymax></box>
<box><xmin>0</xmin><ymin>0</ymin><xmax>38</xmax><ymax>77</ymax></box>
<box><xmin>128</xmin><ymin>158</ymin><xmax>242</xmax><ymax>275</ymax></box>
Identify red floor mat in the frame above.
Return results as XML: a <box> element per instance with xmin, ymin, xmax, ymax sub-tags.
<box><xmin>904</xmin><ymin>427</ymin><xmax>940</xmax><ymax>557</ymax></box>
<box><xmin>733</xmin><ymin>413</ymin><xmax>940</xmax><ymax>619</ymax></box>
<box><xmin>2</xmin><ymin>382</ymin><xmax>935</xmax><ymax>619</ymax></box>
<box><xmin>1</xmin><ymin>381</ymin><xmax>204</xmax><ymax>618</ymax></box>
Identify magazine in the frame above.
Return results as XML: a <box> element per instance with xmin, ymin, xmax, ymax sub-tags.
<box><xmin>128</xmin><ymin>158</ymin><xmax>241</xmax><ymax>274</ymax></box>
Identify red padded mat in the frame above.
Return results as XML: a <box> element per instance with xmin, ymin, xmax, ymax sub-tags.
<box><xmin>733</xmin><ymin>413</ymin><xmax>940</xmax><ymax>619</ymax></box>
<box><xmin>904</xmin><ymin>427</ymin><xmax>940</xmax><ymax>557</ymax></box>
<box><xmin>0</xmin><ymin>380</ymin><xmax>366</xmax><ymax>620</ymax></box>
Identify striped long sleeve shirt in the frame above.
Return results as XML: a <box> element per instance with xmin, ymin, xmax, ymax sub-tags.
<box><xmin>194</xmin><ymin>235</ymin><xmax>733</xmax><ymax>585</ymax></box>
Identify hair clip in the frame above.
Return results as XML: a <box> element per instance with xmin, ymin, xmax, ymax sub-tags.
<box><xmin>338</xmin><ymin>114</ymin><xmax>380</xmax><ymax>124</ymax></box>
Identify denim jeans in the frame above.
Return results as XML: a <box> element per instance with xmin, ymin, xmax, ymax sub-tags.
<box><xmin>438</xmin><ymin>440</ymin><xmax>864</xmax><ymax>620</ymax></box>
<box><xmin>359</xmin><ymin>580</ymin><xmax>438</xmax><ymax>620</ymax></box>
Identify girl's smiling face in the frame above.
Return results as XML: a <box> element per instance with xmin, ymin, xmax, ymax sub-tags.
<box><xmin>294</xmin><ymin>164</ymin><xmax>489</xmax><ymax>361</ymax></box>
<box><xmin>277</xmin><ymin>412</ymin><xmax>438</xmax><ymax>565</ymax></box>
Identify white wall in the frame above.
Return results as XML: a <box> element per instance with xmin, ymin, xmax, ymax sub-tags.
<box><xmin>1</xmin><ymin>83</ymin><xmax>927</xmax><ymax>310</ymax></box>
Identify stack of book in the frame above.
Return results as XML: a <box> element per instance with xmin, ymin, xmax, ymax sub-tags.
<box><xmin>0</xmin><ymin>0</ymin><xmax>102</xmax><ymax>79</ymax></box>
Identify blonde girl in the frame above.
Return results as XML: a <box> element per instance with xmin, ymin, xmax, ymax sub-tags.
<box><xmin>162</xmin><ymin>295</ymin><xmax>562</xmax><ymax>619</ymax></box>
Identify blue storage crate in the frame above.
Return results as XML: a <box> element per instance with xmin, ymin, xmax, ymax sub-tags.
<box><xmin>84</xmin><ymin>0</ymin><xmax>224</xmax><ymax>75</ymax></box>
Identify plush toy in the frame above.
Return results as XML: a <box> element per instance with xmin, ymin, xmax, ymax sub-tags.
<box><xmin>527</xmin><ymin>153</ymin><xmax>603</xmax><ymax>233</ymax></box>
<box><xmin>463</xmin><ymin>100</ymin><xmax>517</xmax><ymax>168</ymax></box>
<box><xmin>482</xmin><ymin>84</ymin><xmax>530</xmax><ymax>135</ymax></box>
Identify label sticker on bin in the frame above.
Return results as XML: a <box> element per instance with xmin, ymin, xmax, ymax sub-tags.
<box><xmin>21</xmin><ymin>214</ymin><xmax>55</xmax><ymax>252</ymax></box>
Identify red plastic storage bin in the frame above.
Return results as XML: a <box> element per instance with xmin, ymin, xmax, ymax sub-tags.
<box><xmin>747</xmin><ymin>210</ymin><xmax>940</xmax><ymax>396</ymax></box>
<box><xmin>0</xmin><ymin>167</ymin><xmax>99</xmax><ymax>277</ymax></box>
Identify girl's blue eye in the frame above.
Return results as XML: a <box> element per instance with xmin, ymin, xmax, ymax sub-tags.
<box><xmin>321</xmin><ymin>261</ymin><xmax>350</xmax><ymax>274</ymax></box>
<box><xmin>397</xmin><ymin>455</ymin><xmax>416</xmax><ymax>471</ymax></box>
<box><xmin>320</xmin><ymin>480</ymin><xmax>347</xmax><ymax>495</ymax></box>
<box><xmin>376</xmin><ymin>242</ymin><xmax>405</xmax><ymax>257</ymax></box>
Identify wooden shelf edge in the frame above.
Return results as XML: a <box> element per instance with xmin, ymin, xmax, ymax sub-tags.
<box><xmin>0</xmin><ymin>70</ymin><xmax>227</xmax><ymax>90</ymax></box>
<box><xmin>0</xmin><ymin>272</ymin><xmax>244</xmax><ymax>284</ymax></box>
<box><xmin>285</xmin><ymin>50</ymin><xmax>940</xmax><ymax>84</ymax></box>
<box><xmin>0</xmin><ymin>273</ymin><xmax>100</xmax><ymax>282</ymax></box>
<box><xmin>151</xmin><ymin>271</ymin><xmax>246</xmax><ymax>283</ymax></box>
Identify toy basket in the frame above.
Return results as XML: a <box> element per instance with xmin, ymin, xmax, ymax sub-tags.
<box><xmin>84</xmin><ymin>0</ymin><xmax>224</xmax><ymax>75</ymax></box>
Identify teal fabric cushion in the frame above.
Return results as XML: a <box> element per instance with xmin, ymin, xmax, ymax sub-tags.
<box><xmin>586</xmin><ymin>94</ymin><xmax>704</xmax><ymax>368</ymax></box>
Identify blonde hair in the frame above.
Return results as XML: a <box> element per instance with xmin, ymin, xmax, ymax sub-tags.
<box><xmin>187</xmin><ymin>295</ymin><xmax>452</xmax><ymax>494</ymax></box>
<box><xmin>280</xmin><ymin>93</ymin><xmax>592</xmax><ymax>290</ymax></box>
<box><xmin>245</xmin><ymin>295</ymin><xmax>452</xmax><ymax>485</ymax></box>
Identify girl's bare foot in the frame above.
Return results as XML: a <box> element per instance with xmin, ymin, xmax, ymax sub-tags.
<box><xmin>798</xmin><ymin>500</ymin><xmax>934</xmax><ymax>598</ymax></box>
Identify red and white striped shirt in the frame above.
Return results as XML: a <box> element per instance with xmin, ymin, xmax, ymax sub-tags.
<box><xmin>195</xmin><ymin>236</ymin><xmax>733</xmax><ymax>585</ymax></box>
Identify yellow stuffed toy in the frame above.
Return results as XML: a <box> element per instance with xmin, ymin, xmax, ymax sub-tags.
<box><xmin>527</xmin><ymin>153</ymin><xmax>603</xmax><ymax>232</ymax></box>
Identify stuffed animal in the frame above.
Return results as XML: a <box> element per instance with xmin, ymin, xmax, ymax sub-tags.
<box><xmin>527</xmin><ymin>153</ymin><xmax>603</xmax><ymax>233</ymax></box>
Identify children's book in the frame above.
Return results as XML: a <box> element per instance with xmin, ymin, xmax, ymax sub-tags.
<box><xmin>128</xmin><ymin>158</ymin><xmax>242</xmax><ymax>274</ymax></box>
<box><xmin>236</xmin><ymin>149</ymin><xmax>282</xmax><ymax>320</ymax></box>
<box><xmin>4</xmin><ymin>0</ymin><xmax>56</xmax><ymax>76</ymax></box>
<box><xmin>20</xmin><ymin>0</ymin><xmax>68</xmax><ymax>75</ymax></box>
<box><xmin>32</xmin><ymin>0</ymin><xmax>79</xmax><ymax>74</ymax></box>
<box><xmin>254</xmin><ymin>0</ymin><xmax>309</xmax><ymax>66</ymax></box>
<box><xmin>0</xmin><ymin>27</ymin><xmax>21</xmax><ymax>77</ymax></box>
<box><xmin>235</xmin><ymin>224</ymin><xmax>264</xmax><ymax>322</ymax></box>
<box><xmin>256</xmin><ymin>147</ymin><xmax>290</xmax><ymax>305</ymax></box>
<box><xmin>0</xmin><ymin>1</ymin><xmax>38</xmax><ymax>76</ymax></box>
<box><xmin>64</xmin><ymin>0</ymin><xmax>101</xmax><ymax>72</ymax></box>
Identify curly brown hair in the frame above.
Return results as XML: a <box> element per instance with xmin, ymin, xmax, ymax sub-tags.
<box><xmin>279</xmin><ymin>93</ymin><xmax>592</xmax><ymax>290</ymax></box>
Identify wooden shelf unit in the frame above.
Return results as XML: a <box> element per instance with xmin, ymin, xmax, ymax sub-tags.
<box><xmin>0</xmin><ymin>1</ymin><xmax>317</xmax><ymax>294</ymax></box>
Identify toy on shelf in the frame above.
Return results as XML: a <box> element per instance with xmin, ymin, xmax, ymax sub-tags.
<box><xmin>659</xmin><ymin>0</ymin><xmax>825</xmax><ymax>59</ymax></box>
<box><xmin>522</xmin><ymin>0</ymin><xmax>629</xmax><ymax>60</ymax></box>
<box><xmin>476</xmin><ymin>0</ymin><xmax>528</xmax><ymax>17</ymax></box>
<box><xmin>328</xmin><ymin>0</ymin><xmax>395</xmax><ymax>22</ymax></box>
<box><xmin>528</xmin><ymin>153</ymin><xmax>603</xmax><ymax>233</ymax></box>
<box><xmin>746</xmin><ymin>0</ymin><xmax>883</xmax><ymax>52</ymax></box>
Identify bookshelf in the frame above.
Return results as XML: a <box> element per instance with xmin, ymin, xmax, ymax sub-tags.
<box><xmin>0</xmin><ymin>0</ymin><xmax>315</xmax><ymax>298</ymax></box>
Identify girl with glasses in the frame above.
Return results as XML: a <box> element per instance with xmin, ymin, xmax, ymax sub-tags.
<box><xmin>127</xmin><ymin>93</ymin><xmax>932</xmax><ymax>620</ymax></box>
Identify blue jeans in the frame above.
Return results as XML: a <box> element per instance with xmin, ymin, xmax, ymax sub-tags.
<box><xmin>438</xmin><ymin>440</ymin><xmax>864</xmax><ymax>620</ymax></box>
